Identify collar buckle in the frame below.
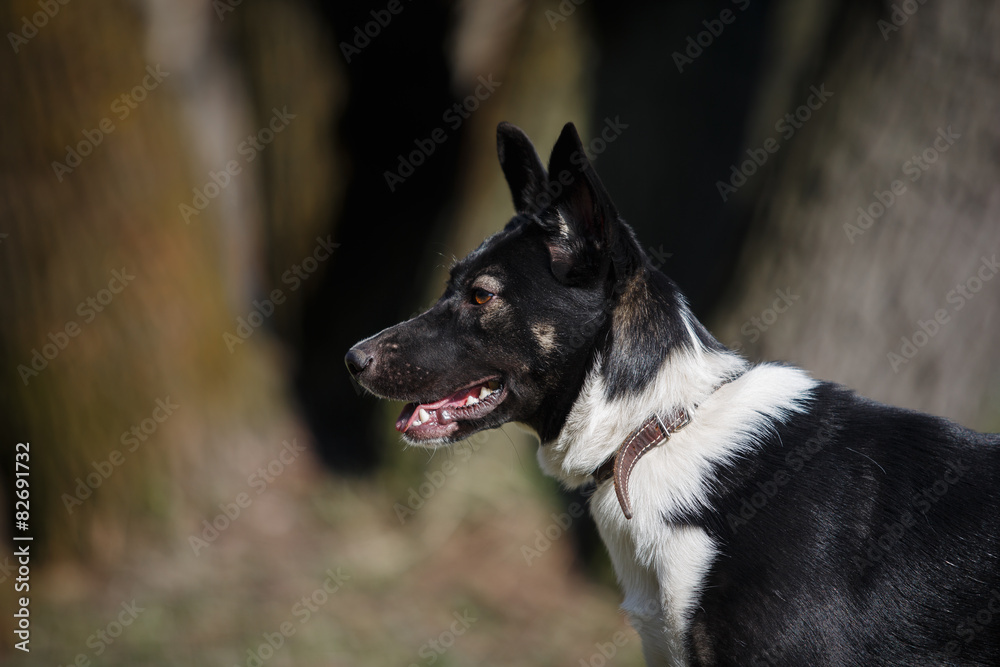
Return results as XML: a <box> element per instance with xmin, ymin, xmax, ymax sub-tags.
<box><xmin>589</xmin><ymin>370</ymin><xmax>742</xmax><ymax>519</ymax></box>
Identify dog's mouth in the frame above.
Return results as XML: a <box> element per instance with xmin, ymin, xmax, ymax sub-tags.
<box><xmin>395</xmin><ymin>377</ymin><xmax>507</xmax><ymax>441</ymax></box>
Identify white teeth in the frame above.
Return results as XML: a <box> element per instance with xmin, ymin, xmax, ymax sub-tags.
<box><xmin>477</xmin><ymin>381</ymin><xmax>502</xmax><ymax>400</ymax></box>
<box><xmin>418</xmin><ymin>408</ymin><xmax>430</xmax><ymax>422</ymax></box>
<box><xmin>465</xmin><ymin>395</ymin><xmax>479</xmax><ymax>406</ymax></box>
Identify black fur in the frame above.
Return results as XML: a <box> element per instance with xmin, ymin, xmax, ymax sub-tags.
<box><xmin>686</xmin><ymin>381</ymin><xmax>1000</xmax><ymax>666</ymax></box>
<box><xmin>347</xmin><ymin>122</ymin><xmax>1000</xmax><ymax>665</ymax></box>
<box><xmin>345</xmin><ymin>122</ymin><xmax>697</xmax><ymax>442</ymax></box>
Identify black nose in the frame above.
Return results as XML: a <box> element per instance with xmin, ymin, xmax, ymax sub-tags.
<box><xmin>345</xmin><ymin>347</ymin><xmax>373</xmax><ymax>377</ymax></box>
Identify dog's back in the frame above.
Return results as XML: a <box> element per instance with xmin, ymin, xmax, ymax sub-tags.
<box><xmin>687</xmin><ymin>380</ymin><xmax>1000</xmax><ymax>665</ymax></box>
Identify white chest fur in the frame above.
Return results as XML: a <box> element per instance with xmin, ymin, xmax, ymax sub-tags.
<box><xmin>537</xmin><ymin>350</ymin><xmax>815</xmax><ymax>663</ymax></box>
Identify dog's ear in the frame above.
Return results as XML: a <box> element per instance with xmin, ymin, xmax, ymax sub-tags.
<box><xmin>497</xmin><ymin>122</ymin><xmax>548</xmax><ymax>214</ymax></box>
<box><xmin>543</xmin><ymin>122</ymin><xmax>620</xmax><ymax>283</ymax></box>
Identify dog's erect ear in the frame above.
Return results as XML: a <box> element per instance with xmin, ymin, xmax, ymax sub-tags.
<box><xmin>497</xmin><ymin>122</ymin><xmax>548</xmax><ymax>214</ymax></box>
<box><xmin>547</xmin><ymin>122</ymin><xmax>619</xmax><ymax>243</ymax></box>
<box><xmin>543</xmin><ymin>122</ymin><xmax>621</xmax><ymax>283</ymax></box>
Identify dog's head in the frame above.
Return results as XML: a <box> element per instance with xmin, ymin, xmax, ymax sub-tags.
<box><xmin>345</xmin><ymin>122</ymin><xmax>649</xmax><ymax>445</ymax></box>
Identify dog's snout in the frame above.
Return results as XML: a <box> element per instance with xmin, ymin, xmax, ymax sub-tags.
<box><xmin>345</xmin><ymin>347</ymin><xmax>374</xmax><ymax>378</ymax></box>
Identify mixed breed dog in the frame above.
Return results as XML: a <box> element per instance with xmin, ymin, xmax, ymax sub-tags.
<box><xmin>345</xmin><ymin>122</ymin><xmax>999</xmax><ymax>665</ymax></box>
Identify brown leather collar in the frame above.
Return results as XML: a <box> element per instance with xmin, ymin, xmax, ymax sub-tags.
<box><xmin>591</xmin><ymin>374</ymin><xmax>742</xmax><ymax>520</ymax></box>
<box><xmin>592</xmin><ymin>410</ymin><xmax>690</xmax><ymax>520</ymax></box>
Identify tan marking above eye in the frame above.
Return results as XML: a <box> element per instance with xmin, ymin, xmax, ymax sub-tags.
<box><xmin>472</xmin><ymin>274</ymin><xmax>502</xmax><ymax>294</ymax></box>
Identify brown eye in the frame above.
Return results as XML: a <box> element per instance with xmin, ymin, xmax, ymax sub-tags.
<box><xmin>472</xmin><ymin>288</ymin><xmax>494</xmax><ymax>305</ymax></box>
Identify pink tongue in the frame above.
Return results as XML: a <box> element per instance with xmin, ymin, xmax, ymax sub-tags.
<box><xmin>395</xmin><ymin>404</ymin><xmax>417</xmax><ymax>432</ymax></box>
<box><xmin>398</xmin><ymin>384</ymin><xmax>486</xmax><ymax>432</ymax></box>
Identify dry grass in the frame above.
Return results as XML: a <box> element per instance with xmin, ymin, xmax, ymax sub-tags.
<box><xmin>11</xmin><ymin>426</ymin><xmax>645</xmax><ymax>666</ymax></box>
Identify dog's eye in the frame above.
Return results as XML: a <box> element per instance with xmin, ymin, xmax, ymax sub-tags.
<box><xmin>472</xmin><ymin>288</ymin><xmax>494</xmax><ymax>305</ymax></box>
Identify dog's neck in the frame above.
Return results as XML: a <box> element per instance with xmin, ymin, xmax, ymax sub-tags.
<box><xmin>591</xmin><ymin>367</ymin><xmax>746</xmax><ymax>519</ymax></box>
<box><xmin>531</xmin><ymin>261</ymin><xmax>748</xmax><ymax>484</ymax></box>
<box><xmin>538</xmin><ymin>325</ymin><xmax>749</xmax><ymax>489</ymax></box>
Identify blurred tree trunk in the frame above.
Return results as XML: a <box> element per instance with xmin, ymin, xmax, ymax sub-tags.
<box><xmin>712</xmin><ymin>0</ymin><xmax>1000</xmax><ymax>431</ymax></box>
<box><xmin>0</xmin><ymin>0</ymin><xmax>292</xmax><ymax>639</ymax></box>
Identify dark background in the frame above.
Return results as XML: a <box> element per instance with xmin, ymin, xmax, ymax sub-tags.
<box><xmin>2</xmin><ymin>0</ymin><xmax>998</xmax><ymax>664</ymax></box>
